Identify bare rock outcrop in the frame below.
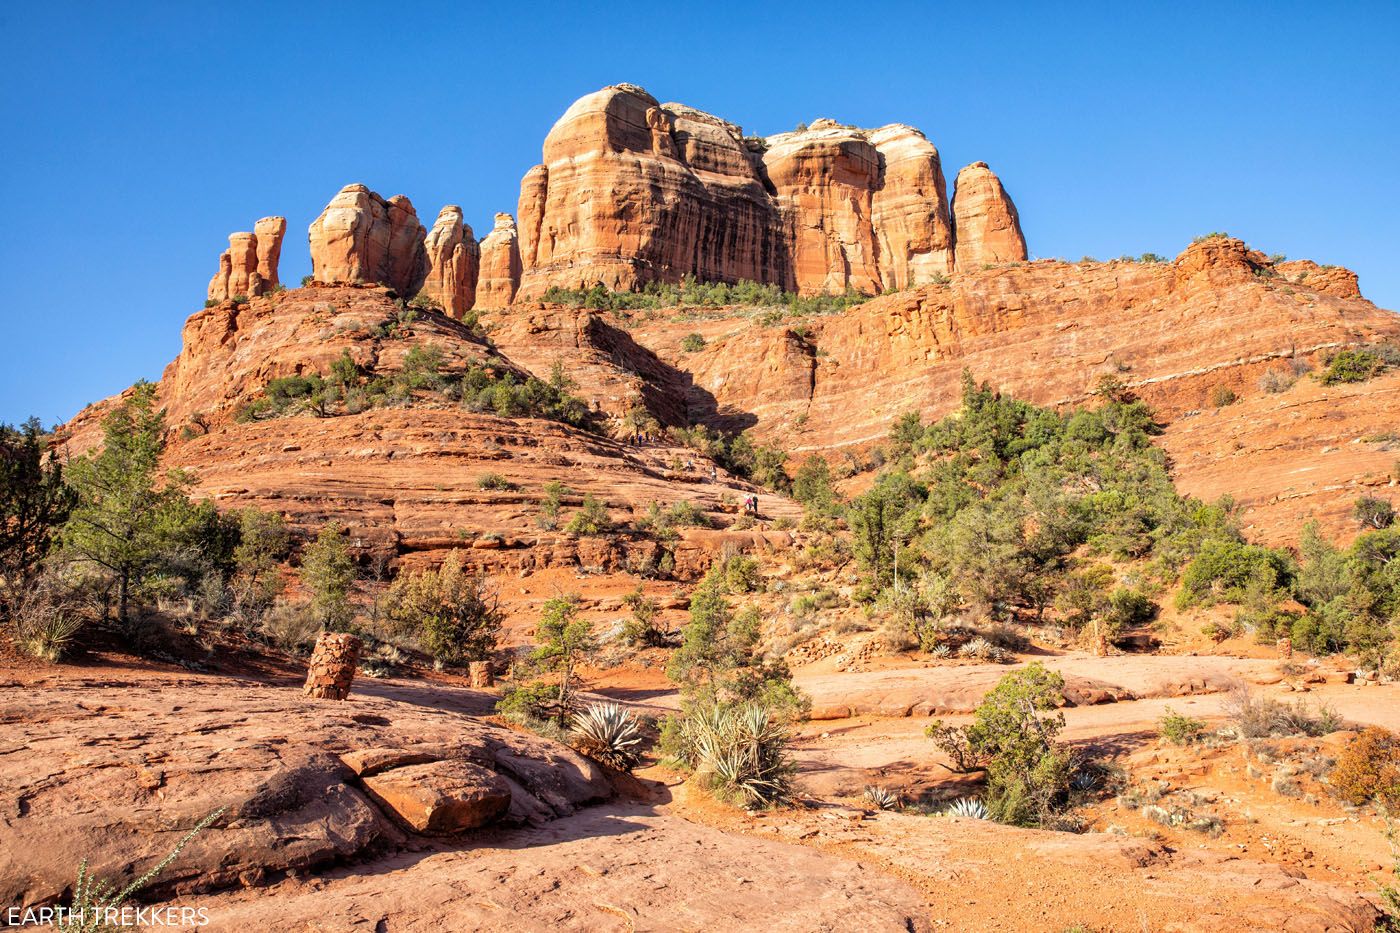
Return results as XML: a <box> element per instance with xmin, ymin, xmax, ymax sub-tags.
<box><xmin>253</xmin><ymin>216</ymin><xmax>285</xmax><ymax>289</ymax></box>
<box><xmin>422</xmin><ymin>205</ymin><xmax>480</xmax><ymax>317</ymax></box>
<box><xmin>869</xmin><ymin>124</ymin><xmax>955</xmax><ymax>286</ymax></box>
<box><xmin>476</xmin><ymin>212</ymin><xmax>521</xmax><ymax>308</ymax></box>
<box><xmin>951</xmin><ymin>162</ymin><xmax>1027</xmax><ymax>268</ymax></box>
<box><xmin>1278</xmin><ymin>258</ymin><xmax>1363</xmax><ymax>299</ymax></box>
<box><xmin>762</xmin><ymin>121</ymin><xmax>884</xmax><ymax>295</ymax></box>
<box><xmin>308</xmin><ymin>184</ymin><xmax>428</xmax><ymax>295</ymax></box>
<box><xmin>206</xmin><ymin>217</ymin><xmax>284</xmax><ymax>302</ymax></box>
<box><xmin>0</xmin><ymin>673</ymin><xmax>611</xmax><ymax>907</ymax></box>
<box><xmin>514</xmin><ymin>84</ymin><xmax>999</xmax><ymax>300</ymax></box>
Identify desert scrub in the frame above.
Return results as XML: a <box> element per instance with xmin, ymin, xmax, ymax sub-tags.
<box><xmin>1141</xmin><ymin>803</ymin><xmax>1224</xmax><ymax>836</ymax></box>
<box><xmin>1223</xmin><ymin>686</ymin><xmax>1341</xmax><ymax>739</ymax></box>
<box><xmin>382</xmin><ymin>551</ymin><xmax>502</xmax><ymax>666</ymax></box>
<box><xmin>1328</xmin><ymin>727</ymin><xmax>1400</xmax><ymax>808</ymax></box>
<box><xmin>571</xmin><ymin>703</ymin><xmax>647</xmax><ymax>771</ymax></box>
<box><xmin>863</xmin><ymin>785</ymin><xmax>902</xmax><ymax>810</ymax></box>
<box><xmin>1159</xmin><ymin>709</ymin><xmax>1207</xmax><ymax>746</ymax></box>
<box><xmin>565</xmin><ymin>495</ymin><xmax>614</xmax><ymax>535</ymax></box>
<box><xmin>476</xmin><ymin>472</ymin><xmax>514</xmax><ymax>491</ymax></box>
<box><xmin>670</xmin><ymin>702</ymin><xmax>795</xmax><ymax>808</ymax></box>
<box><xmin>1318</xmin><ymin>347</ymin><xmax>1390</xmax><ymax>386</ymax></box>
<box><xmin>680</xmin><ymin>332</ymin><xmax>706</xmax><ymax>352</ymax></box>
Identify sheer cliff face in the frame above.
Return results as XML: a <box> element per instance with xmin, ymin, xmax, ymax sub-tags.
<box><xmin>308</xmin><ymin>184</ymin><xmax>428</xmax><ymax>296</ymax></box>
<box><xmin>951</xmin><ymin>162</ymin><xmax>1026</xmax><ymax>268</ymax></box>
<box><xmin>516</xmin><ymin>85</ymin><xmax>787</xmax><ymax>300</ymax></box>
<box><xmin>515</xmin><ymin>85</ymin><xmax>1013</xmax><ymax>300</ymax></box>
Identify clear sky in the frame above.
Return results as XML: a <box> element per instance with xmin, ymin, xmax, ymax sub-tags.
<box><xmin>2</xmin><ymin>0</ymin><xmax>1396</xmax><ymax>425</ymax></box>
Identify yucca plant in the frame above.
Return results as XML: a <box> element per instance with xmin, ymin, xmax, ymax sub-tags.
<box><xmin>682</xmin><ymin>702</ymin><xmax>794</xmax><ymax>807</ymax></box>
<box><xmin>943</xmin><ymin>796</ymin><xmax>989</xmax><ymax>819</ymax></box>
<box><xmin>571</xmin><ymin>703</ymin><xmax>646</xmax><ymax>771</ymax></box>
<box><xmin>59</xmin><ymin>806</ymin><xmax>224</xmax><ymax>932</ymax></box>
<box><xmin>863</xmin><ymin>785</ymin><xmax>901</xmax><ymax>810</ymax></box>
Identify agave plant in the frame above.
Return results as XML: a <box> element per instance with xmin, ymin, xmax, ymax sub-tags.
<box><xmin>930</xmin><ymin>644</ymin><xmax>953</xmax><ymax>659</ymax></box>
<box><xmin>942</xmin><ymin>796</ymin><xmax>988</xmax><ymax>819</ymax></box>
<box><xmin>571</xmin><ymin>703</ymin><xmax>646</xmax><ymax>771</ymax></box>
<box><xmin>863</xmin><ymin>785</ymin><xmax>902</xmax><ymax>811</ymax></box>
<box><xmin>1071</xmin><ymin>769</ymin><xmax>1103</xmax><ymax>793</ymax></box>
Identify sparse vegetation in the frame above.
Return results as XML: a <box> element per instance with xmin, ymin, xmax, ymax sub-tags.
<box><xmin>571</xmin><ymin>702</ymin><xmax>647</xmax><ymax>771</ymax></box>
<box><xmin>1328</xmin><ymin>727</ymin><xmax>1400</xmax><ymax>808</ymax></box>
<box><xmin>299</xmin><ymin>522</ymin><xmax>356</xmax><ymax>631</ymax></box>
<box><xmin>1222</xmin><ymin>685</ymin><xmax>1341</xmax><ymax>739</ymax></box>
<box><xmin>383</xmin><ymin>551</ymin><xmax>501</xmax><ymax>666</ymax></box>
<box><xmin>565</xmin><ymin>494</ymin><xmax>614</xmax><ymax>535</ymax></box>
<box><xmin>541</xmin><ymin>275</ymin><xmax>868</xmax><ymax>318</ymax></box>
<box><xmin>1159</xmin><ymin>709</ymin><xmax>1207</xmax><ymax>746</ymax></box>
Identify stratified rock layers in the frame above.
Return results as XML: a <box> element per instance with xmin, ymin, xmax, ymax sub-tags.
<box><xmin>422</xmin><ymin>206</ymin><xmax>480</xmax><ymax>318</ymax></box>
<box><xmin>309</xmin><ymin>184</ymin><xmax>428</xmax><ymax>295</ymax></box>
<box><xmin>477</xmin><ymin>213</ymin><xmax>522</xmax><ymax>308</ymax></box>
<box><xmin>516</xmin><ymin>84</ymin><xmax>1021</xmax><ymax>300</ymax></box>
<box><xmin>951</xmin><ymin>162</ymin><xmax>1027</xmax><ymax>268</ymax></box>
<box><xmin>207</xmin><ymin>217</ymin><xmax>286</xmax><ymax>302</ymax></box>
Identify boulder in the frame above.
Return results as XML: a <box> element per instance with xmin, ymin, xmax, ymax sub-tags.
<box><xmin>951</xmin><ymin>162</ymin><xmax>1027</xmax><ymax>269</ymax></box>
<box><xmin>308</xmin><ymin>183</ymin><xmax>428</xmax><ymax>295</ymax></box>
<box><xmin>422</xmin><ymin>205</ymin><xmax>480</xmax><ymax>317</ymax></box>
<box><xmin>361</xmin><ymin>759</ymin><xmax>513</xmax><ymax>834</ymax></box>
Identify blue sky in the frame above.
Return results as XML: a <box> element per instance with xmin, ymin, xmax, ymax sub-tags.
<box><xmin>2</xmin><ymin>0</ymin><xmax>1396</xmax><ymax>425</ymax></box>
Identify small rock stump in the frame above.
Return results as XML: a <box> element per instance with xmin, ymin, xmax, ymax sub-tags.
<box><xmin>304</xmin><ymin>632</ymin><xmax>363</xmax><ymax>700</ymax></box>
<box><xmin>469</xmin><ymin>661</ymin><xmax>494</xmax><ymax>689</ymax></box>
<box><xmin>1278</xmin><ymin>636</ymin><xmax>1293</xmax><ymax>659</ymax></box>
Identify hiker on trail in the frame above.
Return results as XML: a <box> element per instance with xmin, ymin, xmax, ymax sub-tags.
<box><xmin>711</xmin><ymin>464</ymin><xmax>718</xmax><ymax>482</ymax></box>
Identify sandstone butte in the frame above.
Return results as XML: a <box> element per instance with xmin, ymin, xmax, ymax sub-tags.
<box><xmin>238</xmin><ymin>83</ymin><xmax>1026</xmax><ymax>317</ymax></box>
<box><xmin>24</xmin><ymin>80</ymin><xmax>1400</xmax><ymax>933</ymax></box>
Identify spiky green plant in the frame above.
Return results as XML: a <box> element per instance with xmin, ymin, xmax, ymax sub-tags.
<box><xmin>683</xmin><ymin>702</ymin><xmax>794</xmax><ymax>807</ymax></box>
<box><xmin>863</xmin><ymin>785</ymin><xmax>901</xmax><ymax>810</ymax></box>
<box><xmin>58</xmin><ymin>806</ymin><xmax>224</xmax><ymax>932</ymax></box>
<box><xmin>943</xmin><ymin>796</ymin><xmax>989</xmax><ymax>819</ymax></box>
<box><xmin>571</xmin><ymin>702</ymin><xmax>646</xmax><ymax>771</ymax></box>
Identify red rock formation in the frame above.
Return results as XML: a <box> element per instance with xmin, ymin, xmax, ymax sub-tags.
<box><xmin>308</xmin><ymin>184</ymin><xmax>428</xmax><ymax>295</ymax></box>
<box><xmin>515</xmin><ymin>85</ymin><xmax>785</xmax><ymax>299</ymax></box>
<box><xmin>1278</xmin><ymin>259</ymin><xmax>1363</xmax><ymax>299</ymax></box>
<box><xmin>869</xmin><ymin>125</ymin><xmax>954</xmax><ymax>287</ymax></box>
<box><xmin>951</xmin><ymin>162</ymin><xmax>1027</xmax><ymax>268</ymax></box>
<box><xmin>422</xmin><ymin>205</ymin><xmax>479</xmax><ymax>317</ymax></box>
<box><xmin>254</xmin><ymin>216</ymin><xmax>286</xmax><ymax>289</ymax></box>
<box><xmin>476</xmin><ymin>213</ymin><xmax>521</xmax><ymax>308</ymax></box>
<box><xmin>514</xmin><ymin>85</ymin><xmax>982</xmax><ymax>300</ymax></box>
<box><xmin>763</xmin><ymin>121</ymin><xmax>884</xmax><ymax>295</ymax></box>
<box><xmin>207</xmin><ymin>222</ymin><xmax>282</xmax><ymax>302</ymax></box>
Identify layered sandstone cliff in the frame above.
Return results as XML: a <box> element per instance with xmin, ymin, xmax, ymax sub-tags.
<box><xmin>951</xmin><ymin>163</ymin><xmax>1026</xmax><ymax>268</ymax></box>
<box><xmin>476</xmin><ymin>213</ymin><xmax>522</xmax><ymax>308</ymax></box>
<box><xmin>309</xmin><ymin>184</ymin><xmax>429</xmax><ymax>295</ymax></box>
<box><xmin>207</xmin><ymin>216</ymin><xmax>286</xmax><ymax>302</ymax></box>
<box><xmin>421</xmin><ymin>205</ymin><xmax>479</xmax><ymax>317</ymax></box>
<box><xmin>515</xmin><ymin>84</ymin><xmax>1021</xmax><ymax>300</ymax></box>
